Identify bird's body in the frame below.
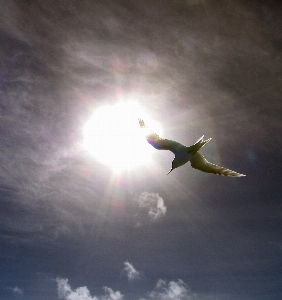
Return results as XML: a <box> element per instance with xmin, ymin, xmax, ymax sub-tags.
<box><xmin>139</xmin><ymin>119</ymin><xmax>245</xmax><ymax>177</ymax></box>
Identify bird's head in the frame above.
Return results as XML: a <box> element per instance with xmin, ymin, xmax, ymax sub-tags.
<box><xmin>147</xmin><ymin>133</ymin><xmax>160</xmax><ymax>143</ymax></box>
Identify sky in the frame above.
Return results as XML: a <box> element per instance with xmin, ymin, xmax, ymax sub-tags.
<box><xmin>0</xmin><ymin>0</ymin><xmax>282</xmax><ymax>299</ymax></box>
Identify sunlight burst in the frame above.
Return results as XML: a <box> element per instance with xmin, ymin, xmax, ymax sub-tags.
<box><xmin>83</xmin><ymin>101</ymin><xmax>162</xmax><ymax>173</ymax></box>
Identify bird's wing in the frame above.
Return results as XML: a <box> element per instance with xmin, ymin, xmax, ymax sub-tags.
<box><xmin>190</xmin><ymin>152</ymin><xmax>245</xmax><ymax>177</ymax></box>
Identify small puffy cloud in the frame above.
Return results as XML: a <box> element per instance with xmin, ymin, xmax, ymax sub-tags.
<box><xmin>136</xmin><ymin>192</ymin><xmax>167</xmax><ymax>221</ymax></box>
<box><xmin>101</xmin><ymin>287</ymin><xmax>124</xmax><ymax>300</ymax></box>
<box><xmin>123</xmin><ymin>261</ymin><xmax>141</xmax><ymax>281</ymax></box>
<box><xmin>156</xmin><ymin>279</ymin><xmax>166</xmax><ymax>289</ymax></box>
<box><xmin>56</xmin><ymin>278</ymin><xmax>124</xmax><ymax>300</ymax></box>
<box><xmin>150</xmin><ymin>279</ymin><xmax>194</xmax><ymax>300</ymax></box>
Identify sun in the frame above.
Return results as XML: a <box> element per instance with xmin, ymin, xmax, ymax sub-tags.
<box><xmin>83</xmin><ymin>101</ymin><xmax>162</xmax><ymax>173</ymax></box>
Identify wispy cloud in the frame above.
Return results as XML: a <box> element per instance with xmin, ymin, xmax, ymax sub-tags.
<box><xmin>123</xmin><ymin>261</ymin><xmax>142</xmax><ymax>282</ymax></box>
<box><xmin>7</xmin><ymin>286</ymin><xmax>23</xmax><ymax>296</ymax></box>
<box><xmin>136</xmin><ymin>192</ymin><xmax>167</xmax><ymax>222</ymax></box>
<box><xmin>57</xmin><ymin>278</ymin><xmax>124</xmax><ymax>300</ymax></box>
<box><xmin>13</xmin><ymin>286</ymin><xmax>23</xmax><ymax>295</ymax></box>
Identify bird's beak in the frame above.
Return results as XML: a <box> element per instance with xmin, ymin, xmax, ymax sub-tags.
<box><xmin>167</xmin><ymin>169</ymin><xmax>173</xmax><ymax>175</ymax></box>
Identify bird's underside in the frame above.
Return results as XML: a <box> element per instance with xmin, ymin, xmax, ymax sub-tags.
<box><xmin>138</xmin><ymin>118</ymin><xmax>245</xmax><ymax>177</ymax></box>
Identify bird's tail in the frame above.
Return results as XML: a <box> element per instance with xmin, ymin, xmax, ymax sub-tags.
<box><xmin>189</xmin><ymin>135</ymin><xmax>212</xmax><ymax>152</ymax></box>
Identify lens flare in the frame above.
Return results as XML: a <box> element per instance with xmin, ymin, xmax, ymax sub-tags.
<box><xmin>83</xmin><ymin>101</ymin><xmax>162</xmax><ymax>173</ymax></box>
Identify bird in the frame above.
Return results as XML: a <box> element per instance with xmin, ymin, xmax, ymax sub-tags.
<box><xmin>138</xmin><ymin>119</ymin><xmax>245</xmax><ymax>177</ymax></box>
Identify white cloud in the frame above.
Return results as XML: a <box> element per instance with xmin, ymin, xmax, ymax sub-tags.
<box><xmin>56</xmin><ymin>278</ymin><xmax>124</xmax><ymax>300</ymax></box>
<box><xmin>156</xmin><ymin>279</ymin><xmax>166</xmax><ymax>289</ymax></box>
<box><xmin>136</xmin><ymin>192</ymin><xmax>167</xmax><ymax>221</ymax></box>
<box><xmin>56</xmin><ymin>278</ymin><xmax>216</xmax><ymax>300</ymax></box>
<box><xmin>101</xmin><ymin>287</ymin><xmax>124</xmax><ymax>300</ymax></box>
<box><xmin>123</xmin><ymin>261</ymin><xmax>141</xmax><ymax>281</ymax></box>
<box><xmin>150</xmin><ymin>279</ymin><xmax>194</xmax><ymax>300</ymax></box>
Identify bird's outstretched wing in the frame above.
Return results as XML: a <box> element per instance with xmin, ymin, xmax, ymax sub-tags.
<box><xmin>138</xmin><ymin>119</ymin><xmax>185</xmax><ymax>153</ymax></box>
<box><xmin>190</xmin><ymin>152</ymin><xmax>246</xmax><ymax>177</ymax></box>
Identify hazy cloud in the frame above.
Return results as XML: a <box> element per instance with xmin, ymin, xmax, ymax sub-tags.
<box><xmin>57</xmin><ymin>278</ymin><xmax>124</xmax><ymax>300</ymax></box>
<box><xmin>13</xmin><ymin>286</ymin><xmax>23</xmax><ymax>295</ymax></box>
<box><xmin>1</xmin><ymin>1</ymin><xmax>281</xmax><ymax>299</ymax></box>
<box><xmin>136</xmin><ymin>192</ymin><xmax>167</xmax><ymax>221</ymax></box>
<box><xmin>123</xmin><ymin>261</ymin><xmax>141</xmax><ymax>281</ymax></box>
<box><xmin>269</xmin><ymin>241</ymin><xmax>282</xmax><ymax>252</ymax></box>
<box><xmin>7</xmin><ymin>286</ymin><xmax>23</xmax><ymax>296</ymax></box>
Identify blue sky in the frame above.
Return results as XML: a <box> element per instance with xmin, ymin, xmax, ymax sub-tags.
<box><xmin>0</xmin><ymin>0</ymin><xmax>282</xmax><ymax>299</ymax></box>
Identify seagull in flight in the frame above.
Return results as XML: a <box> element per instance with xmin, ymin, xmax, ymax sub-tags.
<box><xmin>139</xmin><ymin>119</ymin><xmax>245</xmax><ymax>177</ymax></box>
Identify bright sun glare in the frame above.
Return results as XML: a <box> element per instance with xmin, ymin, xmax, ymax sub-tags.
<box><xmin>83</xmin><ymin>101</ymin><xmax>162</xmax><ymax>173</ymax></box>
